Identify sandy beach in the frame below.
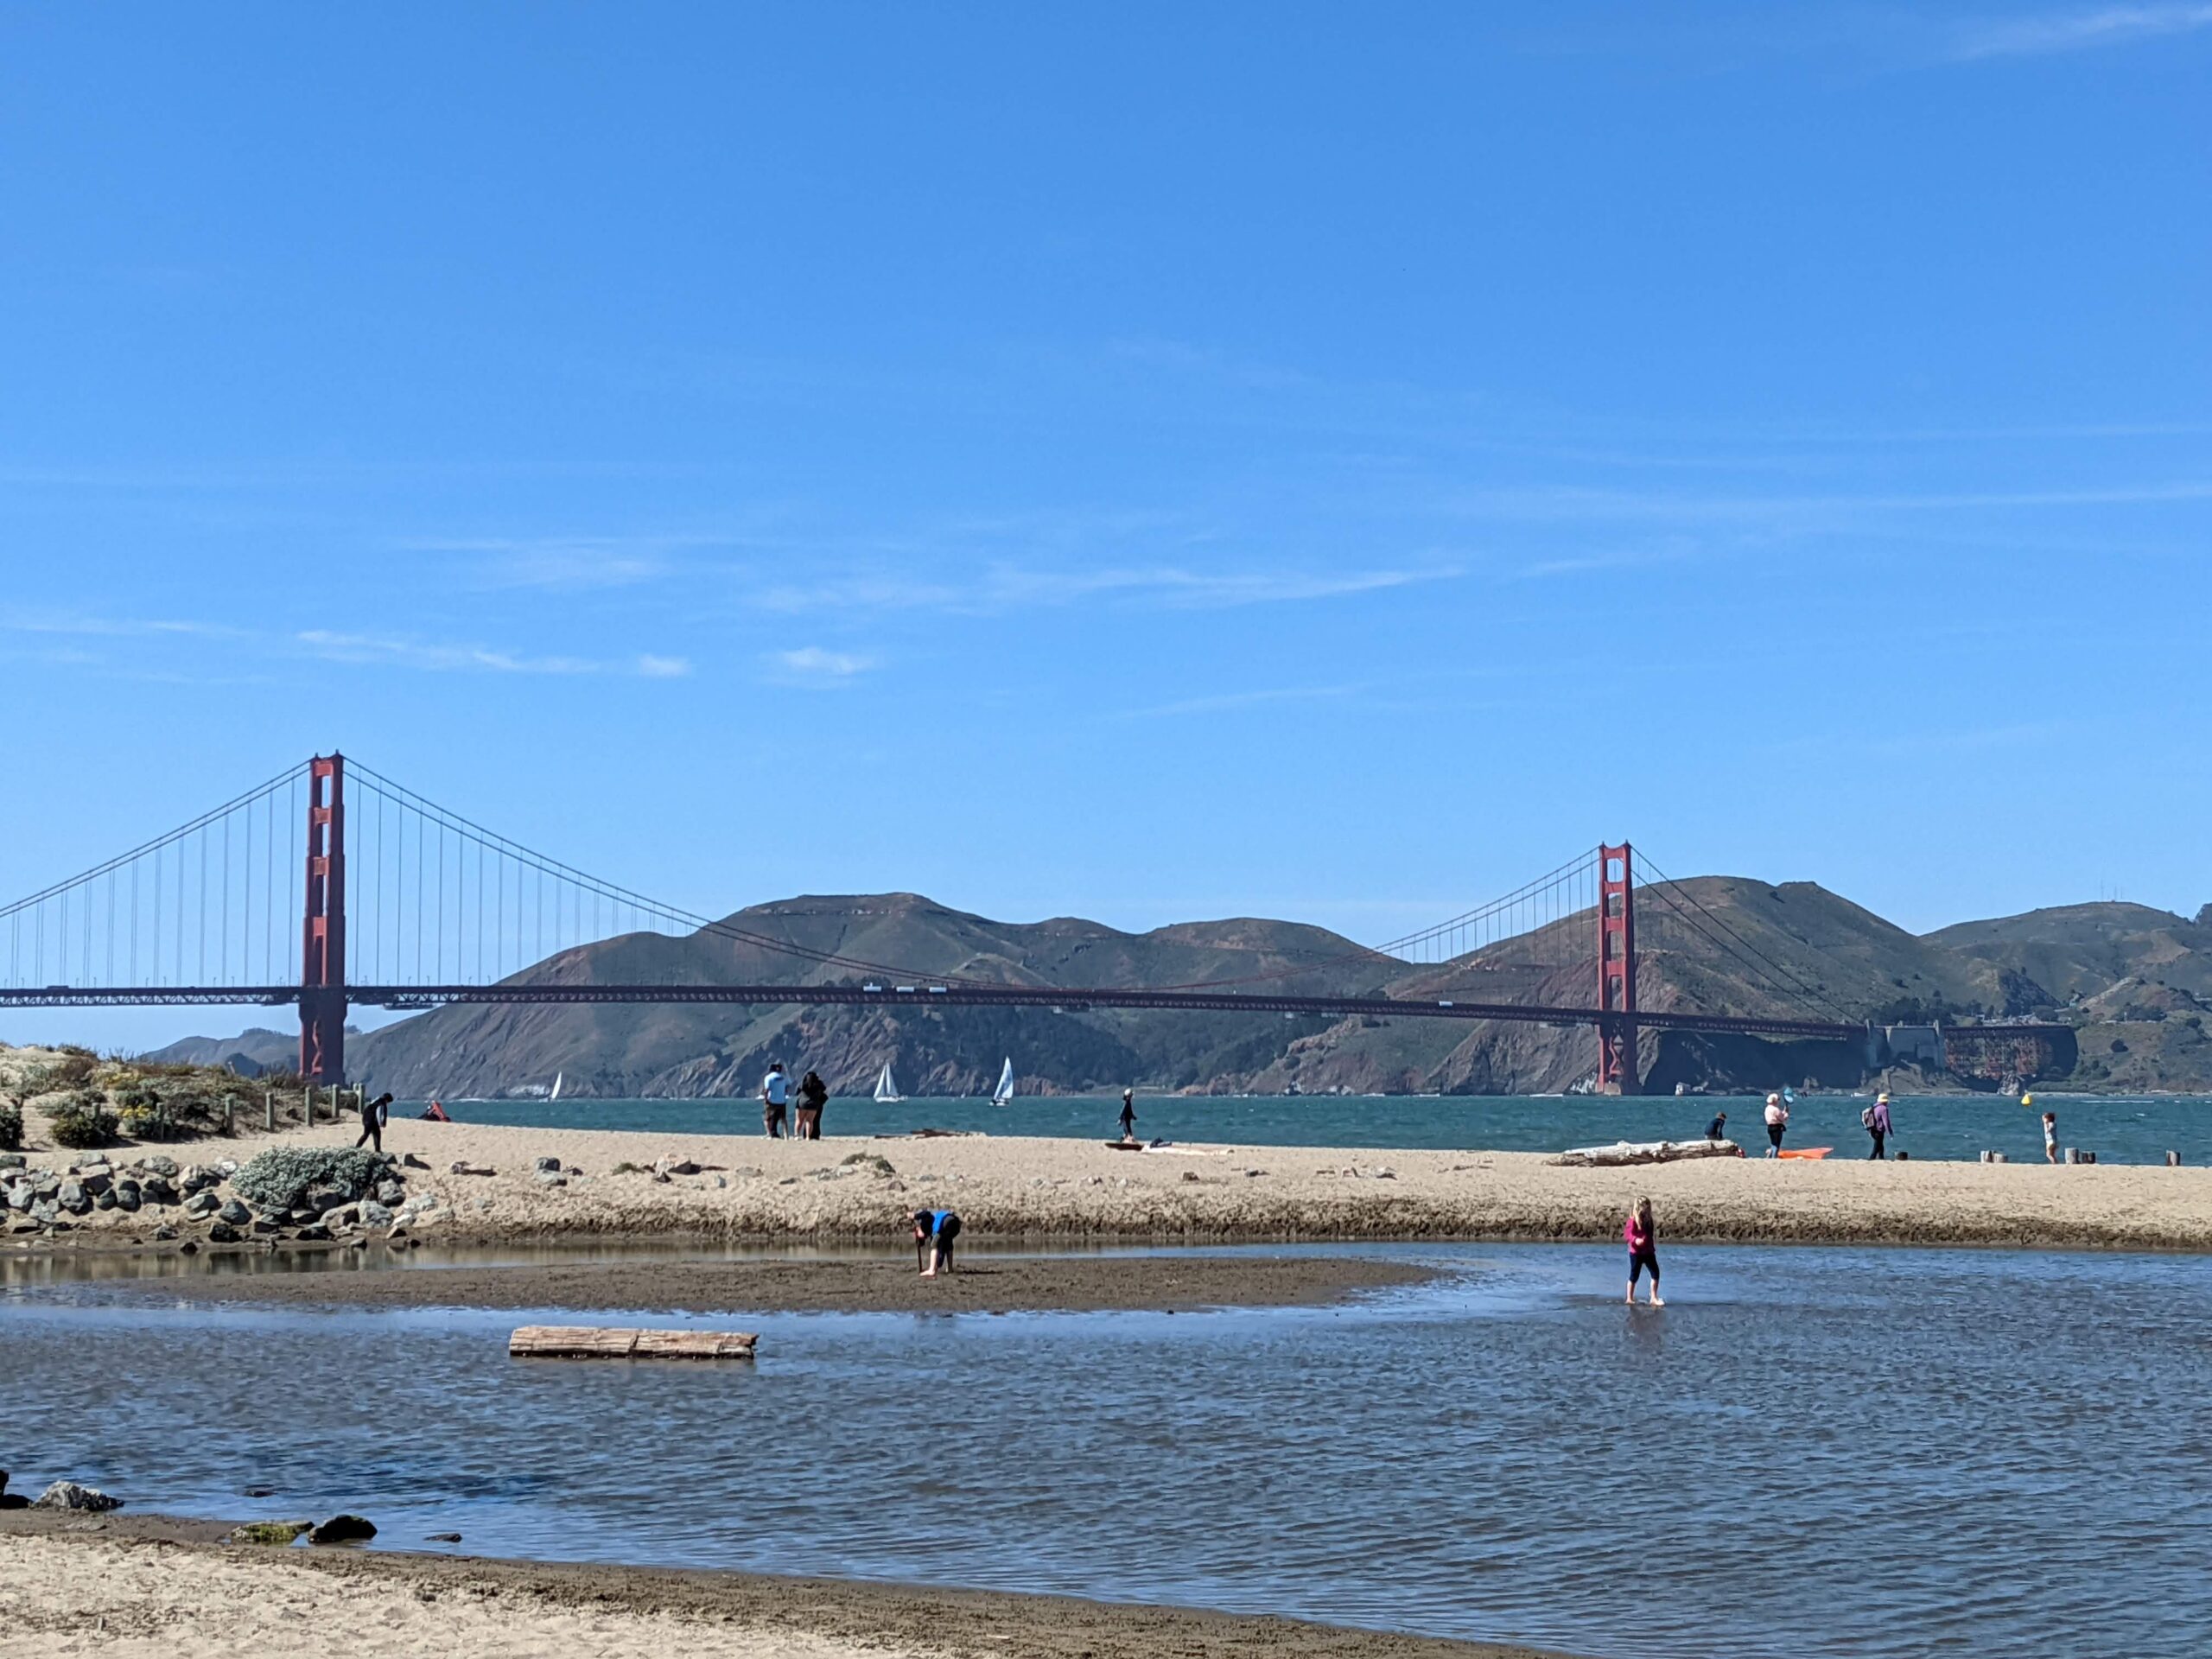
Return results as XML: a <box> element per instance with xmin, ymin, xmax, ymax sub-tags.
<box><xmin>11</xmin><ymin>1115</ymin><xmax>2211</xmax><ymax>1253</ymax></box>
<box><xmin>0</xmin><ymin>1514</ymin><xmax>1567</xmax><ymax>1659</ymax></box>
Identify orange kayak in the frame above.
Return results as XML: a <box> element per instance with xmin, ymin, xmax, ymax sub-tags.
<box><xmin>1777</xmin><ymin>1147</ymin><xmax>1833</xmax><ymax>1160</ymax></box>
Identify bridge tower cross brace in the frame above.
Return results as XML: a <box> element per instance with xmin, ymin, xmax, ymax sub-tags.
<box><xmin>1596</xmin><ymin>842</ymin><xmax>1638</xmax><ymax>1095</ymax></box>
<box><xmin>299</xmin><ymin>753</ymin><xmax>347</xmax><ymax>1084</ymax></box>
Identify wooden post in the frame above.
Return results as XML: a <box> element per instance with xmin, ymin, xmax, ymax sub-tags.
<box><xmin>224</xmin><ymin>1093</ymin><xmax>235</xmax><ymax>1135</ymax></box>
<box><xmin>2168</xmin><ymin>1150</ymin><xmax>2183</xmax><ymax>1167</ymax></box>
<box><xmin>265</xmin><ymin>1089</ymin><xmax>276</xmax><ymax>1131</ymax></box>
<box><xmin>303</xmin><ymin>1087</ymin><xmax>313</xmax><ymax>1126</ymax></box>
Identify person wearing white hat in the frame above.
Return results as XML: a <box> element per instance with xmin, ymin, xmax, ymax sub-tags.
<box><xmin>1863</xmin><ymin>1090</ymin><xmax>1893</xmax><ymax>1159</ymax></box>
<box><xmin>1763</xmin><ymin>1092</ymin><xmax>1789</xmax><ymax>1156</ymax></box>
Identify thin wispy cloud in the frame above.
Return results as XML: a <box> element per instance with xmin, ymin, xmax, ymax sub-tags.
<box><xmin>757</xmin><ymin>562</ymin><xmax>1459</xmax><ymax>617</ymax></box>
<box><xmin>769</xmin><ymin>645</ymin><xmax>875</xmax><ymax>680</ymax></box>
<box><xmin>1118</xmin><ymin>683</ymin><xmax>1363</xmax><ymax>721</ymax></box>
<box><xmin>1952</xmin><ymin>4</ymin><xmax>2212</xmax><ymax>59</ymax></box>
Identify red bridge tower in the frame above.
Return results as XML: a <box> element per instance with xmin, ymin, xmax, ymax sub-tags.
<box><xmin>299</xmin><ymin>753</ymin><xmax>347</xmax><ymax>1084</ymax></box>
<box><xmin>1596</xmin><ymin>842</ymin><xmax>1638</xmax><ymax>1094</ymax></box>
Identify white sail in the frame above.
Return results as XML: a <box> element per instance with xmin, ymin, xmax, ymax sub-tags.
<box><xmin>549</xmin><ymin>1071</ymin><xmax>563</xmax><ymax>1103</ymax></box>
<box><xmin>992</xmin><ymin>1058</ymin><xmax>1014</xmax><ymax>1104</ymax></box>
<box><xmin>874</xmin><ymin>1063</ymin><xmax>903</xmax><ymax>1103</ymax></box>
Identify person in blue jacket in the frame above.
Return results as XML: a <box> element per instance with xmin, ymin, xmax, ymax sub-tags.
<box><xmin>912</xmin><ymin>1208</ymin><xmax>962</xmax><ymax>1277</ymax></box>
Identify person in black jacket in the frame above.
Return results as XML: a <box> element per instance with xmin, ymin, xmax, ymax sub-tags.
<box><xmin>796</xmin><ymin>1070</ymin><xmax>829</xmax><ymax>1140</ymax></box>
<box><xmin>354</xmin><ymin>1091</ymin><xmax>393</xmax><ymax>1153</ymax></box>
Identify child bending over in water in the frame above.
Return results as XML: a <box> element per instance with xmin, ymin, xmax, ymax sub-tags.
<box><xmin>1624</xmin><ymin>1197</ymin><xmax>1662</xmax><ymax>1306</ymax></box>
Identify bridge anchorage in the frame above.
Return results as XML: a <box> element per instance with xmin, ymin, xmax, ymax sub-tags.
<box><xmin>0</xmin><ymin>752</ymin><xmax>2073</xmax><ymax>1091</ymax></box>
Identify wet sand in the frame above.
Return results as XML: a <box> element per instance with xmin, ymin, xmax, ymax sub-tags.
<box><xmin>83</xmin><ymin>1251</ymin><xmax>1436</xmax><ymax>1313</ymax></box>
<box><xmin>15</xmin><ymin>1118</ymin><xmax>2212</xmax><ymax>1252</ymax></box>
<box><xmin>0</xmin><ymin>1513</ymin><xmax>1572</xmax><ymax>1659</ymax></box>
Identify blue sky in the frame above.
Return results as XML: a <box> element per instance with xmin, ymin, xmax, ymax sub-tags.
<box><xmin>3</xmin><ymin>3</ymin><xmax>2208</xmax><ymax>1048</ymax></box>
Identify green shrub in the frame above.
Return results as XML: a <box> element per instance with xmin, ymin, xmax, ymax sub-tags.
<box><xmin>232</xmin><ymin>1146</ymin><xmax>387</xmax><ymax>1212</ymax></box>
<box><xmin>48</xmin><ymin>1090</ymin><xmax>120</xmax><ymax>1149</ymax></box>
<box><xmin>41</xmin><ymin>1052</ymin><xmax>97</xmax><ymax>1091</ymax></box>
<box><xmin>0</xmin><ymin>1100</ymin><xmax>21</xmax><ymax>1152</ymax></box>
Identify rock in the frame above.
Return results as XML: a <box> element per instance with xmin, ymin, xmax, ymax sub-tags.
<box><xmin>304</xmin><ymin>1183</ymin><xmax>351</xmax><ymax>1214</ymax></box>
<box><xmin>226</xmin><ymin>1520</ymin><xmax>310</xmax><ymax>1545</ymax></box>
<box><xmin>217</xmin><ymin>1199</ymin><xmax>252</xmax><ymax>1226</ymax></box>
<box><xmin>533</xmin><ymin>1155</ymin><xmax>563</xmax><ymax>1173</ymax></box>
<box><xmin>34</xmin><ymin>1174</ymin><xmax>60</xmax><ymax>1199</ymax></box>
<box><xmin>142</xmin><ymin>1154</ymin><xmax>180</xmax><ymax>1177</ymax></box>
<box><xmin>449</xmin><ymin>1161</ymin><xmax>495</xmax><ymax>1177</ymax></box>
<box><xmin>207</xmin><ymin>1221</ymin><xmax>243</xmax><ymax>1244</ymax></box>
<box><xmin>425</xmin><ymin>1531</ymin><xmax>463</xmax><ymax>1543</ymax></box>
<box><xmin>182</xmin><ymin>1191</ymin><xmax>219</xmax><ymax>1218</ymax></box>
<box><xmin>0</xmin><ymin>1153</ymin><xmax>22</xmax><ymax>1168</ymax></box>
<box><xmin>181</xmin><ymin>1166</ymin><xmax>219</xmax><ymax>1194</ymax></box>
<box><xmin>4</xmin><ymin>1185</ymin><xmax>29</xmax><ymax>1211</ymax></box>
<box><xmin>293</xmin><ymin>1223</ymin><xmax>332</xmax><ymax>1243</ymax></box>
<box><xmin>29</xmin><ymin>1199</ymin><xmax>58</xmax><ymax>1225</ymax></box>
<box><xmin>151</xmin><ymin>1223</ymin><xmax>179</xmax><ymax>1241</ymax></box>
<box><xmin>34</xmin><ymin>1481</ymin><xmax>122</xmax><ymax>1512</ymax></box>
<box><xmin>373</xmin><ymin>1179</ymin><xmax>404</xmax><ymax>1206</ymax></box>
<box><xmin>286</xmin><ymin>1208</ymin><xmax>319</xmax><ymax>1225</ymax></box>
<box><xmin>658</xmin><ymin>1158</ymin><xmax>701</xmax><ymax>1176</ymax></box>
<box><xmin>252</xmin><ymin>1218</ymin><xmax>282</xmax><ymax>1236</ymax></box>
<box><xmin>47</xmin><ymin>1218</ymin><xmax>73</xmax><ymax>1234</ymax></box>
<box><xmin>215</xmin><ymin>1159</ymin><xmax>239</xmax><ymax>1177</ymax></box>
<box><xmin>402</xmin><ymin>1153</ymin><xmax>429</xmax><ymax>1169</ymax></box>
<box><xmin>358</xmin><ymin>1199</ymin><xmax>394</xmax><ymax>1228</ymax></box>
<box><xmin>80</xmin><ymin>1170</ymin><xmax>111</xmax><ymax>1198</ymax></box>
<box><xmin>93</xmin><ymin>1188</ymin><xmax>118</xmax><ymax>1211</ymax></box>
<box><xmin>114</xmin><ymin>1181</ymin><xmax>142</xmax><ymax>1211</ymax></box>
<box><xmin>533</xmin><ymin>1171</ymin><xmax>567</xmax><ymax>1188</ymax></box>
<box><xmin>141</xmin><ymin>1177</ymin><xmax>178</xmax><ymax>1205</ymax></box>
<box><xmin>307</xmin><ymin>1514</ymin><xmax>377</xmax><ymax>1545</ymax></box>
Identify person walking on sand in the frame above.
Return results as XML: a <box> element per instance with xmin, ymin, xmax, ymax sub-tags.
<box><xmin>1864</xmin><ymin>1091</ymin><xmax>1893</xmax><ymax>1160</ymax></box>
<box><xmin>1624</xmin><ymin>1197</ymin><xmax>1662</xmax><ymax>1306</ymax></box>
<box><xmin>1703</xmin><ymin>1109</ymin><xmax>1728</xmax><ymax>1142</ymax></box>
<box><xmin>1763</xmin><ymin>1092</ymin><xmax>1789</xmax><ymax>1156</ymax></box>
<box><xmin>760</xmin><ymin>1061</ymin><xmax>790</xmax><ymax>1138</ymax></box>
<box><xmin>913</xmin><ymin>1208</ymin><xmax>962</xmax><ymax>1276</ymax></box>
<box><xmin>2044</xmin><ymin>1110</ymin><xmax>2059</xmax><ymax>1165</ymax></box>
<box><xmin>353</xmin><ymin>1091</ymin><xmax>392</xmax><ymax>1154</ymax></box>
<box><xmin>796</xmin><ymin>1069</ymin><xmax>828</xmax><ymax>1140</ymax></box>
<box><xmin>1119</xmin><ymin>1088</ymin><xmax>1137</xmax><ymax>1143</ymax></box>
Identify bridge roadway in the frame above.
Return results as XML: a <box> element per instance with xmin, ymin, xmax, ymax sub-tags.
<box><xmin>0</xmin><ymin>982</ymin><xmax>2069</xmax><ymax>1046</ymax></box>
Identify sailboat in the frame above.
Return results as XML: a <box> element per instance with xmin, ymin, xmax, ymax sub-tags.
<box><xmin>549</xmin><ymin>1071</ymin><xmax>564</xmax><ymax>1103</ymax></box>
<box><xmin>874</xmin><ymin>1063</ymin><xmax>903</xmax><ymax>1103</ymax></box>
<box><xmin>991</xmin><ymin>1058</ymin><xmax>1015</xmax><ymax>1106</ymax></box>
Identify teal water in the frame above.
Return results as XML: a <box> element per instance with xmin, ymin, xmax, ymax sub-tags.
<box><xmin>4</xmin><ymin>1243</ymin><xmax>2205</xmax><ymax>1658</ymax></box>
<box><xmin>420</xmin><ymin>1090</ymin><xmax>2211</xmax><ymax>1165</ymax></box>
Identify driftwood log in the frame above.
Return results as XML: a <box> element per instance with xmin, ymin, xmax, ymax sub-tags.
<box><xmin>1548</xmin><ymin>1138</ymin><xmax>1745</xmax><ymax>1168</ymax></box>
<box><xmin>508</xmin><ymin>1325</ymin><xmax>758</xmax><ymax>1360</ymax></box>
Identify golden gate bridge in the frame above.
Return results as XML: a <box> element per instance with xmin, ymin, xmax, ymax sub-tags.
<box><xmin>0</xmin><ymin>753</ymin><xmax>2063</xmax><ymax>1090</ymax></box>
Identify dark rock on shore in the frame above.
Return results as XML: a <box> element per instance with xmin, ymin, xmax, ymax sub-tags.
<box><xmin>308</xmin><ymin>1513</ymin><xmax>378</xmax><ymax>1545</ymax></box>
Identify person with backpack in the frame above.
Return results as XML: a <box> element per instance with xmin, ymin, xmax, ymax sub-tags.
<box><xmin>912</xmin><ymin>1208</ymin><xmax>962</xmax><ymax>1276</ymax></box>
<box><xmin>796</xmin><ymin>1069</ymin><xmax>829</xmax><ymax>1140</ymax></box>
<box><xmin>1863</xmin><ymin>1091</ymin><xmax>1893</xmax><ymax>1160</ymax></box>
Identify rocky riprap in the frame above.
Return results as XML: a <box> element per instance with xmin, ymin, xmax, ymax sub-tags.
<box><xmin>0</xmin><ymin>1145</ymin><xmax>439</xmax><ymax>1248</ymax></box>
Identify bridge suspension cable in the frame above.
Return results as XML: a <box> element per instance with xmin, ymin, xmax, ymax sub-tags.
<box><xmin>1630</xmin><ymin>848</ymin><xmax>1860</xmax><ymax>1025</ymax></box>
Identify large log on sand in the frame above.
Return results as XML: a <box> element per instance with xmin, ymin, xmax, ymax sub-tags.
<box><xmin>1548</xmin><ymin>1138</ymin><xmax>1745</xmax><ymax>1168</ymax></box>
<box><xmin>508</xmin><ymin>1325</ymin><xmax>759</xmax><ymax>1360</ymax></box>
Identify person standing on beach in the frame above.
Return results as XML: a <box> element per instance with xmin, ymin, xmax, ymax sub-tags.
<box><xmin>1119</xmin><ymin>1088</ymin><xmax>1137</xmax><ymax>1142</ymax></box>
<box><xmin>913</xmin><ymin>1208</ymin><xmax>962</xmax><ymax>1276</ymax></box>
<box><xmin>760</xmin><ymin>1061</ymin><xmax>790</xmax><ymax>1138</ymax></box>
<box><xmin>796</xmin><ymin>1069</ymin><xmax>828</xmax><ymax>1140</ymax></box>
<box><xmin>1763</xmin><ymin>1092</ymin><xmax>1788</xmax><ymax>1156</ymax></box>
<box><xmin>354</xmin><ymin>1091</ymin><xmax>392</xmax><ymax>1153</ymax></box>
<box><xmin>2044</xmin><ymin>1110</ymin><xmax>2059</xmax><ymax>1165</ymax></box>
<box><xmin>1703</xmin><ymin>1109</ymin><xmax>1727</xmax><ymax>1142</ymax></box>
<box><xmin>1864</xmin><ymin>1091</ymin><xmax>1893</xmax><ymax>1160</ymax></box>
<box><xmin>1624</xmin><ymin>1197</ymin><xmax>1662</xmax><ymax>1306</ymax></box>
